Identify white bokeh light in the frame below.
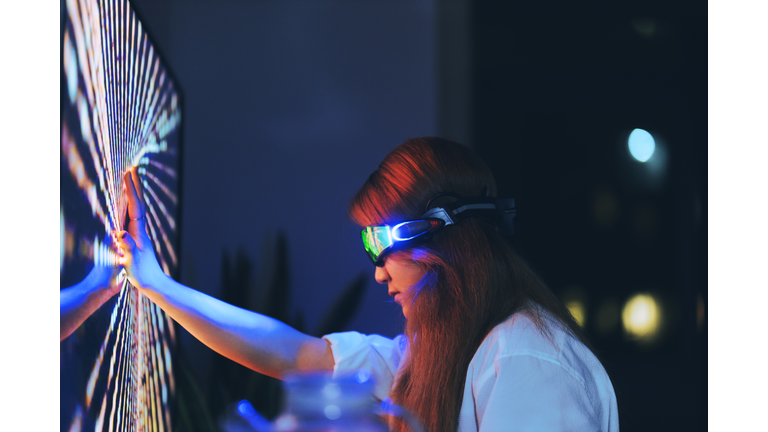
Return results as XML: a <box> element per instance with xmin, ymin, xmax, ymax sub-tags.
<box><xmin>628</xmin><ymin>128</ymin><xmax>656</xmax><ymax>162</ymax></box>
<box><xmin>622</xmin><ymin>293</ymin><xmax>662</xmax><ymax>341</ymax></box>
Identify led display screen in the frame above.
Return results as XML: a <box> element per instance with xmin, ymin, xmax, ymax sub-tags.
<box><xmin>60</xmin><ymin>0</ymin><xmax>182</xmax><ymax>430</ymax></box>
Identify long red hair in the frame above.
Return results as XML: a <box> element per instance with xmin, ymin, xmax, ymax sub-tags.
<box><xmin>350</xmin><ymin>138</ymin><xmax>592</xmax><ymax>432</ymax></box>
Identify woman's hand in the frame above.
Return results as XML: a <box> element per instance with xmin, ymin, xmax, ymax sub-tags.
<box><xmin>116</xmin><ymin>167</ymin><xmax>166</xmax><ymax>291</ymax></box>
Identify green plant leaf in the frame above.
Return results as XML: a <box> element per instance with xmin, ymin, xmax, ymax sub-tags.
<box><xmin>261</xmin><ymin>232</ymin><xmax>290</xmax><ymax>323</ymax></box>
<box><xmin>175</xmin><ymin>359</ymin><xmax>219</xmax><ymax>432</ymax></box>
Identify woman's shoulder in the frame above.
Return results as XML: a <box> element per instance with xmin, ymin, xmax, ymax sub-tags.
<box><xmin>474</xmin><ymin>310</ymin><xmax>562</xmax><ymax>361</ymax></box>
<box><xmin>467</xmin><ymin>309</ymin><xmax>619</xmax><ymax>432</ymax></box>
<box><xmin>471</xmin><ymin>306</ymin><xmax>600</xmax><ymax>379</ymax></box>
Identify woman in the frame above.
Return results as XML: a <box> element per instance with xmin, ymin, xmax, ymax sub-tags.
<box><xmin>118</xmin><ymin>138</ymin><xmax>618</xmax><ymax>431</ymax></box>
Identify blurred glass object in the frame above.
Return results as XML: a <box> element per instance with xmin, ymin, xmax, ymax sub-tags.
<box><xmin>238</xmin><ymin>400</ymin><xmax>258</xmax><ymax>418</ymax></box>
<box><xmin>628</xmin><ymin>129</ymin><xmax>656</xmax><ymax>162</ymax></box>
<box><xmin>622</xmin><ymin>294</ymin><xmax>662</xmax><ymax>342</ymax></box>
<box><xmin>273</xmin><ymin>371</ymin><xmax>391</xmax><ymax>432</ymax></box>
<box><xmin>324</xmin><ymin>405</ymin><xmax>342</xmax><ymax>420</ymax></box>
<box><xmin>355</xmin><ymin>369</ymin><xmax>371</xmax><ymax>384</ymax></box>
<box><xmin>221</xmin><ymin>399</ymin><xmax>272</xmax><ymax>432</ymax></box>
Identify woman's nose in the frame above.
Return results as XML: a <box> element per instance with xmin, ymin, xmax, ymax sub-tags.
<box><xmin>374</xmin><ymin>265</ymin><xmax>390</xmax><ymax>284</ymax></box>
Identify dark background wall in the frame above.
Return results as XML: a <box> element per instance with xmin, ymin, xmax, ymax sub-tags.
<box><xmin>130</xmin><ymin>0</ymin><xmax>706</xmax><ymax>431</ymax></box>
<box><xmin>471</xmin><ymin>2</ymin><xmax>706</xmax><ymax>431</ymax></box>
<box><xmin>132</xmin><ymin>0</ymin><xmax>437</xmax><ymax>379</ymax></box>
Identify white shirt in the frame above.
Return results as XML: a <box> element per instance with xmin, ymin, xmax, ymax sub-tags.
<box><xmin>323</xmin><ymin>310</ymin><xmax>619</xmax><ymax>432</ymax></box>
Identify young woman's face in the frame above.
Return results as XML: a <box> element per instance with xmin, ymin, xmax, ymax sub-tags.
<box><xmin>374</xmin><ymin>253</ymin><xmax>425</xmax><ymax>319</ymax></box>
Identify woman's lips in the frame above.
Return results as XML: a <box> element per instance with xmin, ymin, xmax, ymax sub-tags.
<box><xmin>394</xmin><ymin>293</ymin><xmax>402</xmax><ymax>305</ymax></box>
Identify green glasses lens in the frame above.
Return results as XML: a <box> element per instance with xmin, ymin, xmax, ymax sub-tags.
<box><xmin>361</xmin><ymin>225</ymin><xmax>393</xmax><ymax>263</ymax></box>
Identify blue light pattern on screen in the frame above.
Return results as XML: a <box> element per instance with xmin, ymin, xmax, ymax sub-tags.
<box><xmin>61</xmin><ymin>0</ymin><xmax>182</xmax><ymax>430</ymax></box>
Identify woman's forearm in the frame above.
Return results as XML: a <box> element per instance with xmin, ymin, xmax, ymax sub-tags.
<box><xmin>141</xmin><ymin>274</ymin><xmax>334</xmax><ymax>379</ymax></box>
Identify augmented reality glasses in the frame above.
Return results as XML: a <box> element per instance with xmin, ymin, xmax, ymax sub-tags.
<box><xmin>360</xmin><ymin>193</ymin><xmax>516</xmax><ymax>266</ymax></box>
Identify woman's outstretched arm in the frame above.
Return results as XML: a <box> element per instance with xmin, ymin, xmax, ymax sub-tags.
<box><xmin>136</xmin><ymin>274</ymin><xmax>333</xmax><ymax>379</ymax></box>
<box><xmin>116</xmin><ymin>167</ymin><xmax>333</xmax><ymax>379</ymax></box>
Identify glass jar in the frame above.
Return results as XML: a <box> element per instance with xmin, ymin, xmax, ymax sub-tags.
<box><xmin>273</xmin><ymin>370</ymin><xmax>389</xmax><ymax>432</ymax></box>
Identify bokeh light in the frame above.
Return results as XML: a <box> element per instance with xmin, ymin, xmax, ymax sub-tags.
<box><xmin>355</xmin><ymin>368</ymin><xmax>371</xmax><ymax>384</ymax></box>
<box><xmin>324</xmin><ymin>404</ymin><xmax>342</xmax><ymax>420</ymax></box>
<box><xmin>238</xmin><ymin>400</ymin><xmax>257</xmax><ymax>417</ymax></box>
<box><xmin>628</xmin><ymin>128</ymin><xmax>656</xmax><ymax>162</ymax></box>
<box><xmin>565</xmin><ymin>300</ymin><xmax>586</xmax><ymax>327</ymax></box>
<box><xmin>560</xmin><ymin>286</ymin><xmax>587</xmax><ymax>328</ymax></box>
<box><xmin>622</xmin><ymin>294</ymin><xmax>662</xmax><ymax>341</ymax></box>
<box><xmin>323</xmin><ymin>383</ymin><xmax>342</xmax><ymax>399</ymax></box>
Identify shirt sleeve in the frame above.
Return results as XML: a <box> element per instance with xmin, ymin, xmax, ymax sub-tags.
<box><xmin>474</xmin><ymin>353</ymin><xmax>600</xmax><ymax>432</ymax></box>
<box><xmin>322</xmin><ymin>331</ymin><xmax>408</xmax><ymax>401</ymax></box>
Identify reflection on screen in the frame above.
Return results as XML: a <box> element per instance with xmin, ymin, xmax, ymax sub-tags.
<box><xmin>61</xmin><ymin>0</ymin><xmax>181</xmax><ymax>430</ymax></box>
